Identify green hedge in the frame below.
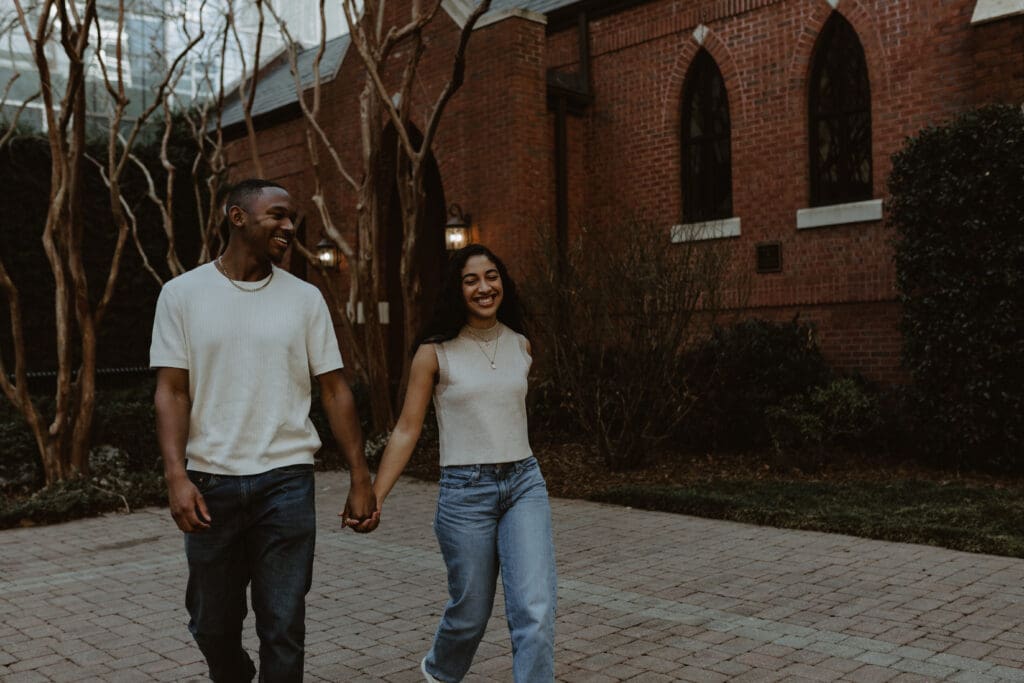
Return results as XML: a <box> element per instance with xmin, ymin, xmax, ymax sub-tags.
<box><xmin>0</xmin><ymin>381</ymin><xmax>161</xmax><ymax>492</ymax></box>
<box><xmin>0</xmin><ymin>119</ymin><xmax>208</xmax><ymax>374</ymax></box>
<box><xmin>889</xmin><ymin>105</ymin><xmax>1024</xmax><ymax>471</ymax></box>
<box><xmin>681</xmin><ymin>318</ymin><xmax>834</xmax><ymax>452</ymax></box>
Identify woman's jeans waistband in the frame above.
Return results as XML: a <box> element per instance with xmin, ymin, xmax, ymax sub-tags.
<box><xmin>440</xmin><ymin>456</ymin><xmax>537</xmax><ymax>479</ymax></box>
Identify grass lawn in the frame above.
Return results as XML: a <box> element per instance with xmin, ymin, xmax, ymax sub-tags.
<box><xmin>589</xmin><ymin>479</ymin><xmax>1024</xmax><ymax>558</ymax></box>
<box><xmin>394</xmin><ymin>438</ymin><xmax>1024</xmax><ymax>559</ymax></box>
<box><xmin>5</xmin><ymin>429</ymin><xmax>1024</xmax><ymax>561</ymax></box>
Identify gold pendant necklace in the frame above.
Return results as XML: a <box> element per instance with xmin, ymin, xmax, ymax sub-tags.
<box><xmin>467</xmin><ymin>325</ymin><xmax>501</xmax><ymax>369</ymax></box>
<box><xmin>216</xmin><ymin>256</ymin><xmax>274</xmax><ymax>293</ymax></box>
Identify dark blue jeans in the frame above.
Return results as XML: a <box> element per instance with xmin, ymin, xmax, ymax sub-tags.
<box><xmin>184</xmin><ymin>464</ymin><xmax>316</xmax><ymax>683</ymax></box>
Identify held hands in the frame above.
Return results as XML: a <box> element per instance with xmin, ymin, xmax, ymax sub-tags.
<box><xmin>340</xmin><ymin>477</ymin><xmax>380</xmax><ymax>533</ymax></box>
<box><xmin>167</xmin><ymin>475</ymin><xmax>211</xmax><ymax>533</ymax></box>
<box><xmin>342</xmin><ymin>501</ymin><xmax>381</xmax><ymax>533</ymax></box>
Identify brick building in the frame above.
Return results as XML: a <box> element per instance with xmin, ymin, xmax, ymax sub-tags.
<box><xmin>222</xmin><ymin>0</ymin><xmax>1024</xmax><ymax>383</ymax></box>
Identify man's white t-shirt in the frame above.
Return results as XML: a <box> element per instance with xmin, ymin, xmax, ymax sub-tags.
<box><xmin>150</xmin><ymin>262</ymin><xmax>343</xmax><ymax>475</ymax></box>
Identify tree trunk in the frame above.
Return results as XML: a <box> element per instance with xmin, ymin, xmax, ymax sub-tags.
<box><xmin>41</xmin><ymin>439</ymin><xmax>67</xmax><ymax>484</ymax></box>
<box><xmin>66</xmin><ymin>72</ymin><xmax>92</xmax><ymax>479</ymax></box>
<box><xmin>358</xmin><ymin>225</ymin><xmax>394</xmax><ymax>432</ymax></box>
<box><xmin>396</xmin><ymin>157</ymin><xmax>425</xmax><ymax>402</ymax></box>
<box><xmin>357</xmin><ymin>84</ymin><xmax>395</xmax><ymax>432</ymax></box>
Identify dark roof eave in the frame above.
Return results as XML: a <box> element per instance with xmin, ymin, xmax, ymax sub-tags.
<box><xmin>544</xmin><ymin>0</ymin><xmax>654</xmax><ymax>33</ymax></box>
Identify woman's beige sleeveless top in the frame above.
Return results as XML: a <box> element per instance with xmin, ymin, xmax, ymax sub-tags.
<box><xmin>432</xmin><ymin>322</ymin><xmax>534</xmax><ymax>466</ymax></box>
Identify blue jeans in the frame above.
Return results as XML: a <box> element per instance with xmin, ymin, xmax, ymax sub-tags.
<box><xmin>423</xmin><ymin>457</ymin><xmax>557</xmax><ymax>683</ymax></box>
<box><xmin>184</xmin><ymin>464</ymin><xmax>316</xmax><ymax>683</ymax></box>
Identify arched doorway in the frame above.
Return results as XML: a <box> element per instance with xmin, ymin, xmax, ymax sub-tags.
<box><xmin>379</xmin><ymin>123</ymin><xmax>447</xmax><ymax>397</ymax></box>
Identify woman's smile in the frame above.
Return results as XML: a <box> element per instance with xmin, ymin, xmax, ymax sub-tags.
<box><xmin>462</xmin><ymin>255</ymin><xmax>503</xmax><ymax>323</ymax></box>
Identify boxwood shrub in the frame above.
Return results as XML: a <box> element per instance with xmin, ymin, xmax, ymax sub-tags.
<box><xmin>889</xmin><ymin>105</ymin><xmax>1024</xmax><ymax>471</ymax></box>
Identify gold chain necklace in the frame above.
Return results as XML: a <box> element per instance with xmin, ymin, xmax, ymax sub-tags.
<box><xmin>467</xmin><ymin>324</ymin><xmax>502</xmax><ymax>369</ymax></box>
<box><xmin>464</xmin><ymin>321</ymin><xmax>500</xmax><ymax>343</ymax></box>
<box><xmin>216</xmin><ymin>256</ymin><xmax>274</xmax><ymax>293</ymax></box>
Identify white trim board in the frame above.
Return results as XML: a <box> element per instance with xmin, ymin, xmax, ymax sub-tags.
<box><xmin>796</xmin><ymin>199</ymin><xmax>883</xmax><ymax>230</ymax></box>
<box><xmin>670</xmin><ymin>217</ymin><xmax>741</xmax><ymax>242</ymax></box>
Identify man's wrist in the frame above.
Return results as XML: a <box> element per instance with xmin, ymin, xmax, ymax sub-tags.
<box><xmin>348</xmin><ymin>465</ymin><xmax>372</xmax><ymax>487</ymax></box>
<box><xmin>164</xmin><ymin>464</ymin><xmax>189</xmax><ymax>484</ymax></box>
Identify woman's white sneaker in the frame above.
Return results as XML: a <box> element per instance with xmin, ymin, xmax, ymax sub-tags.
<box><xmin>420</xmin><ymin>657</ymin><xmax>441</xmax><ymax>683</ymax></box>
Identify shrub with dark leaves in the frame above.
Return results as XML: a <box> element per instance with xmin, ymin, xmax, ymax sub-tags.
<box><xmin>683</xmin><ymin>318</ymin><xmax>833</xmax><ymax>452</ymax></box>
<box><xmin>889</xmin><ymin>105</ymin><xmax>1024</xmax><ymax>471</ymax></box>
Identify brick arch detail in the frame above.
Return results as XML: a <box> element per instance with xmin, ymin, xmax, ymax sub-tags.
<box><xmin>785</xmin><ymin>1</ymin><xmax>892</xmax><ymax>123</ymax></box>
<box><xmin>784</xmin><ymin>1</ymin><xmax>894</xmax><ymax>200</ymax></box>
<box><xmin>661</xmin><ymin>28</ymin><xmax>747</xmax><ymax>139</ymax></box>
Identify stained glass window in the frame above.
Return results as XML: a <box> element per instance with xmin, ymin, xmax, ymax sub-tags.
<box><xmin>809</xmin><ymin>14</ymin><xmax>872</xmax><ymax>206</ymax></box>
<box><xmin>681</xmin><ymin>50</ymin><xmax>733</xmax><ymax>223</ymax></box>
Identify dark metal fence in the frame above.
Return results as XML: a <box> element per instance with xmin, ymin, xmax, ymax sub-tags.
<box><xmin>6</xmin><ymin>367</ymin><xmax>155</xmax><ymax>392</ymax></box>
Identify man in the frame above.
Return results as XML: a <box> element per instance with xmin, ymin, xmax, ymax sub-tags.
<box><xmin>151</xmin><ymin>178</ymin><xmax>377</xmax><ymax>682</ymax></box>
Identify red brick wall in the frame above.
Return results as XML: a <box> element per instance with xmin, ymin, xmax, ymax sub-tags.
<box><xmin>226</xmin><ymin>11</ymin><xmax>550</xmax><ymax>276</ymax></box>
<box><xmin>226</xmin><ymin>0</ymin><xmax>1020</xmax><ymax>383</ymax></box>
<box><xmin>432</xmin><ymin>15</ymin><xmax>552</xmax><ymax>282</ymax></box>
<box><xmin>542</xmin><ymin>0</ymin><xmax>1015</xmax><ymax>381</ymax></box>
<box><xmin>737</xmin><ymin>300</ymin><xmax>905</xmax><ymax>384</ymax></box>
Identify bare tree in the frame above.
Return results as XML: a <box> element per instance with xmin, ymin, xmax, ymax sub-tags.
<box><xmin>265</xmin><ymin>0</ymin><xmax>492</xmax><ymax>431</ymax></box>
<box><xmin>268</xmin><ymin>2</ymin><xmax>366</xmax><ymax>384</ymax></box>
<box><xmin>0</xmin><ymin>40</ymin><xmax>42</xmax><ymax>477</ymax></box>
<box><xmin>527</xmin><ymin>219</ymin><xmax>746</xmax><ymax>470</ymax></box>
<box><xmin>0</xmin><ymin>0</ymin><xmax>201</xmax><ymax>483</ymax></box>
<box><xmin>92</xmin><ymin>0</ymin><xmax>266</xmax><ymax>285</ymax></box>
<box><xmin>346</xmin><ymin>0</ymin><xmax>494</xmax><ymax>428</ymax></box>
<box><xmin>179</xmin><ymin>4</ymin><xmax>234</xmax><ymax>267</ymax></box>
<box><xmin>227</xmin><ymin>0</ymin><xmax>265</xmax><ymax>177</ymax></box>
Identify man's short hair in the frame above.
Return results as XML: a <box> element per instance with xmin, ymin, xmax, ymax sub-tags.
<box><xmin>224</xmin><ymin>178</ymin><xmax>286</xmax><ymax>215</ymax></box>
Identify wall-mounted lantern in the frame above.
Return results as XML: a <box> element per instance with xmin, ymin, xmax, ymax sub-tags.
<box><xmin>445</xmin><ymin>204</ymin><xmax>472</xmax><ymax>251</ymax></box>
<box><xmin>315</xmin><ymin>237</ymin><xmax>339</xmax><ymax>269</ymax></box>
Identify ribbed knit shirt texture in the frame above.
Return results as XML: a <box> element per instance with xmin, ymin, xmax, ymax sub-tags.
<box><xmin>149</xmin><ymin>262</ymin><xmax>344</xmax><ymax>475</ymax></box>
<box><xmin>433</xmin><ymin>322</ymin><xmax>533</xmax><ymax>467</ymax></box>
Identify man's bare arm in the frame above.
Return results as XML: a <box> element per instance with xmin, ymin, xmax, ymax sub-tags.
<box><xmin>154</xmin><ymin>367</ymin><xmax>209</xmax><ymax>532</ymax></box>
<box><xmin>317</xmin><ymin>369</ymin><xmax>377</xmax><ymax>531</ymax></box>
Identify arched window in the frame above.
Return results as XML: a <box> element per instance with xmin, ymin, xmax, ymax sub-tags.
<box><xmin>681</xmin><ymin>49</ymin><xmax>732</xmax><ymax>223</ymax></box>
<box><xmin>808</xmin><ymin>13</ymin><xmax>872</xmax><ymax>207</ymax></box>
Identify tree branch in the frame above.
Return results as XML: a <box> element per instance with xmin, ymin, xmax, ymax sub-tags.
<box><xmin>229</xmin><ymin>0</ymin><xmax>265</xmax><ymax>176</ymax></box>
<box><xmin>266</xmin><ymin>1</ymin><xmax>359</xmax><ymax>193</ymax></box>
<box><xmin>0</xmin><ymin>77</ymin><xmax>38</xmax><ymax>147</ymax></box>
<box><xmin>342</xmin><ymin>0</ymin><xmax>418</xmax><ymax>160</ymax></box>
<box><xmin>419</xmin><ymin>0</ymin><xmax>492</xmax><ymax>165</ymax></box>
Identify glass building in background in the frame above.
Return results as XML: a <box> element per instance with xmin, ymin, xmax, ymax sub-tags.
<box><xmin>0</xmin><ymin>0</ymin><xmax>343</xmax><ymax>134</ymax></box>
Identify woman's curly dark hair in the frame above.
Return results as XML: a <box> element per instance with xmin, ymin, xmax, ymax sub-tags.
<box><xmin>415</xmin><ymin>244</ymin><xmax>528</xmax><ymax>349</ymax></box>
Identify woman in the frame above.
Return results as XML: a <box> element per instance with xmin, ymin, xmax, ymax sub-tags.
<box><xmin>368</xmin><ymin>244</ymin><xmax>557</xmax><ymax>682</ymax></box>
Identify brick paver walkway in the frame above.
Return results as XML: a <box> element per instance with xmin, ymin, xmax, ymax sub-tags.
<box><xmin>2</xmin><ymin>472</ymin><xmax>1024</xmax><ymax>682</ymax></box>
